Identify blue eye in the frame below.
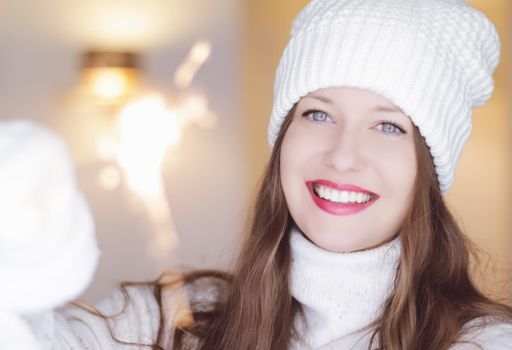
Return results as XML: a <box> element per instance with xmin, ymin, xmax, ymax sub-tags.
<box><xmin>303</xmin><ymin>110</ymin><xmax>332</xmax><ymax>123</ymax></box>
<box><xmin>376</xmin><ymin>122</ymin><xmax>406</xmax><ymax>135</ymax></box>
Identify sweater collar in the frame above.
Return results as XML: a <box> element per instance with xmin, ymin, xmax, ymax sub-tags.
<box><xmin>289</xmin><ymin>225</ymin><xmax>401</xmax><ymax>348</ymax></box>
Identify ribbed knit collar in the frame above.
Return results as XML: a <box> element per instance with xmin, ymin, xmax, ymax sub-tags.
<box><xmin>289</xmin><ymin>225</ymin><xmax>401</xmax><ymax>349</ymax></box>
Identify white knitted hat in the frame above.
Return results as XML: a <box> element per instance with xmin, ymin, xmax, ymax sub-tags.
<box><xmin>268</xmin><ymin>0</ymin><xmax>500</xmax><ymax>193</ymax></box>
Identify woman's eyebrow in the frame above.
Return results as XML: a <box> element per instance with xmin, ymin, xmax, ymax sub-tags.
<box><xmin>307</xmin><ymin>95</ymin><xmax>333</xmax><ymax>104</ymax></box>
<box><xmin>373</xmin><ymin>105</ymin><xmax>404</xmax><ymax>113</ymax></box>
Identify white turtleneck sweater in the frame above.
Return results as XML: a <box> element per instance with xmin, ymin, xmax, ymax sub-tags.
<box><xmin>27</xmin><ymin>227</ymin><xmax>512</xmax><ymax>349</ymax></box>
<box><xmin>289</xmin><ymin>225</ymin><xmax>400</xmax><ymax>349</ymax></box>
<box><xmin>288</xmin><ymin>226</ymin><xmax>512</xmax><ymax>349</ymax></box>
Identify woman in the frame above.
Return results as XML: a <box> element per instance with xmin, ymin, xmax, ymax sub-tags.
<box><xmin>19</xmin><ymin>0</ymin><xmax>512</xmax><ymax>349</ymax></box>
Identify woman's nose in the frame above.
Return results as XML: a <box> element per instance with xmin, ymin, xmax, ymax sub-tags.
<box><xmin>322</xmin><ymin>130</ymin><xmax>366</xmax><ymax>173</ymax></box>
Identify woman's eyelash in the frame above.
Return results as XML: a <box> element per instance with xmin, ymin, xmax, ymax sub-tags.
<box><xmin>377</xmin><ymin>121</ymin><xmax>407</xmax><ymax>134</ymax></box>
<box><xmin>301</xmin><ymin>110</ymin><xmax>407</xmax><ymax>135</ymax></box>
<box><xmin>301</xmin><ymin>109</ymin><xmax>331</xmax><ymax>122</ymax></box>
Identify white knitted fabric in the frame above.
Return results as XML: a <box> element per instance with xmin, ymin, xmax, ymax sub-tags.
<box><xmin>287</xmin><ymin>225</ymin><xmax>512</xmax><ymax>349</ymax></box>
<box><xmin>0</xmin><ymin>120</ymin><xmax>99</xmax><ymax>314</ymax></box>
<box><xmin>268</xmin><ymin>0</ymin><xmax>500</xmax><ymax>193</ymax></box>
<box><xmin>289</xmin><ymin>225</ymin><xmax>400</xmax><ymax>348</ymax></box>
<box><xmin>0</xmin><ymin>312</ymin><xmax>42</xmax><ymax>350</ymax></box>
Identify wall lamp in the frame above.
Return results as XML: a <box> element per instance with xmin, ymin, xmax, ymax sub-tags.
<box><xmin>81</xmin><ymin>50</ymin><xmax>140</xmax><ymax>103</ymax></box>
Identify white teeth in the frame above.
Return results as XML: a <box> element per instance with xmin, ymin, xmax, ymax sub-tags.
<box><xmin>319</xmin><ymin>186</ymin><xmax>326</xmax><ymax>199</ymax></box>
<box><xmin>313</xmin><ymin>185</ymin><xmax>373</xmax><ymax>204</ymax></box>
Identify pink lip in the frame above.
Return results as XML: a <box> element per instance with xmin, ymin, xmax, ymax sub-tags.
<box><xmin>306</xmin><ymin>179</ymin><xmax>379</xmax><ymax>216</ymax></box>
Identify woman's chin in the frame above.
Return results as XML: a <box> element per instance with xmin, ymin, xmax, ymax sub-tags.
<box><xmin>304</xmin><ymin>232</ymin><xmax>371</xmax><ymax>253</ymax></box>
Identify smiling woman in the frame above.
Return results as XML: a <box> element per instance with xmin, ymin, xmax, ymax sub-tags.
<box><xmin>280</xmin><ymin>87</ymin><xmax>417</xmax><ymax>252</ymax></box>
<box><xmin>14</xmin><ymin>0</ymin><xmax>512</xmax><ymax>349</ymax></box>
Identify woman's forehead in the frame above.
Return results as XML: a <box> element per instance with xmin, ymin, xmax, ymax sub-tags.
<box><xmin>301</xmin><ymin>87</ymin><xmax>406</xmax><ymax>115</ymax></box>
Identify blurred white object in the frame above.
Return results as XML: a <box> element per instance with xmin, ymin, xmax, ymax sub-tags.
<box><xmin>0</xmin><ymin>311</ymin><xmax>41</xmax><ymax>350</ymax></box>
<box><xmin>0</xmin><ymin>120</ymin><xmax>100</xmax><ymax>314</ymax></box>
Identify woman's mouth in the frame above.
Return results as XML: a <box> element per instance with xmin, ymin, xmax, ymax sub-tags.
<box><xmin>306</xmin><ymin>180</ymin><xmax>379</xmax><ymax>216</ymax></box>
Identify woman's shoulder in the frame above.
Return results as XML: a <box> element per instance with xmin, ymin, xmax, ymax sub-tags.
<box><xmin>24</xmin><ymin>284</ymin><xmax>161</xmax><ymax>349</ymax></box>
<box><xmin>451</xmin><ymin>317</ymin><xmax>512</xmax><ymax>349</ymax></box>
<box><xmin>41</xmin><ymin>271</ymin><xmax>230</xmax><ymax>349</ymax></box>
<box><xmin>66</xmin><ymin>284</ymin><xmax>161</xmax><ymax>346</ymax></box>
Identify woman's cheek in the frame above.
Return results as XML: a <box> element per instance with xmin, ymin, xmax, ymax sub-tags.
<box><xmin>364</xmin><ymin>135</ymin><xmax>413</xmax><ymax>160</ymax></box>
<box><xmin>371</xmin><ymin>140</ymin><xmax>416</xmax><ymax>186</ymax></box>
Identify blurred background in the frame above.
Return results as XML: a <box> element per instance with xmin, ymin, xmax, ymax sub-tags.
<box><xmin>0</xmin><ymin>0</ymin><xmax>510</xmax><ymax>304</ymax></box>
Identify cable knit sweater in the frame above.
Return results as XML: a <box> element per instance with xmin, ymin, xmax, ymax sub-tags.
<box><xmin>26</xmin><ymin>227</ymin><xmax>512</xmax><ymax>349</ymax></box>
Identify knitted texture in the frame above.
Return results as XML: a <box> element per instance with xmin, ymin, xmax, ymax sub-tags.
<box><xmin>289</xmin><ymin>225</ymin><xmax>400</xmax><ymax>348</ymax></box>
<box><xmin>287</xmin><ymin>226</ymin><xmax>512</xmax><ymax>349</ymax></box>
<box><xmin>268</xmin><ymin>0</ymin><xmax>500</xmax><ymax>193</ymax></box>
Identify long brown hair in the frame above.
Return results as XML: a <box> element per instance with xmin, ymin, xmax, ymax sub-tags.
<box><xmin>367</xmin><ymin>121</ymin><xmax>512</xmax><ymax>349</ymax></box>
<box><xmin>170</xmin><ymin>106</ymin><xmax>299</xmax><ymax>349</ymax></box>
<box><xmin>168</xmin><ymin>107</ymin><xmax>512</xmax><ymax>349</ymax></box>
<box><xmin>90</xmin><ymin>107</ymin><xmax>512</xmax><ymax>349</ymax></box>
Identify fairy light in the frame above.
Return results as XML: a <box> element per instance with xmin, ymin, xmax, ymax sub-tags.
<box><xmin>174</xmin><ymin>93</ymin><xmax>217</xmax><ymax>129</ymax></box>
<box><xmin>116</xmin><ymin>94</ymin><xmax>182</xmax><ymax>198</ymax></box>
<box><xmin>174</xmin><ymin>40</ymin><xmax>212</xmax><ymax>89</ymax></box>
<box><xmin>91</xmin><ymin>40</ymin><xmax>215</xmax><ymax>261</ymax></box>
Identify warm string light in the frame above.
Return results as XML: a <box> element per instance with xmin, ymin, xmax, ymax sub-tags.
<box><xmin>95</xmin><ymin>90</ymin><xmax>216</xmax><ymax>194</ymax></box>
<box><xmin>174</xmin><ymin>41</ymin><xmax>212</xmax><ymax>89</ymax></box>
<box><xmin>91</xmin><ymin>40</ymin><xmax>215</xmax><ymax>259</ymax></box>
<box><xmin>117</xmin><ymin>94</ymin><xmax>182</xmax><ymax>198</ymax></box>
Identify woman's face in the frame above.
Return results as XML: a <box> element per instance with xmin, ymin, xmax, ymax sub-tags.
<box><xmin>280</xmin><ymin>87</ymin><xmax>417</xmax><ymax>252</ymax></box>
